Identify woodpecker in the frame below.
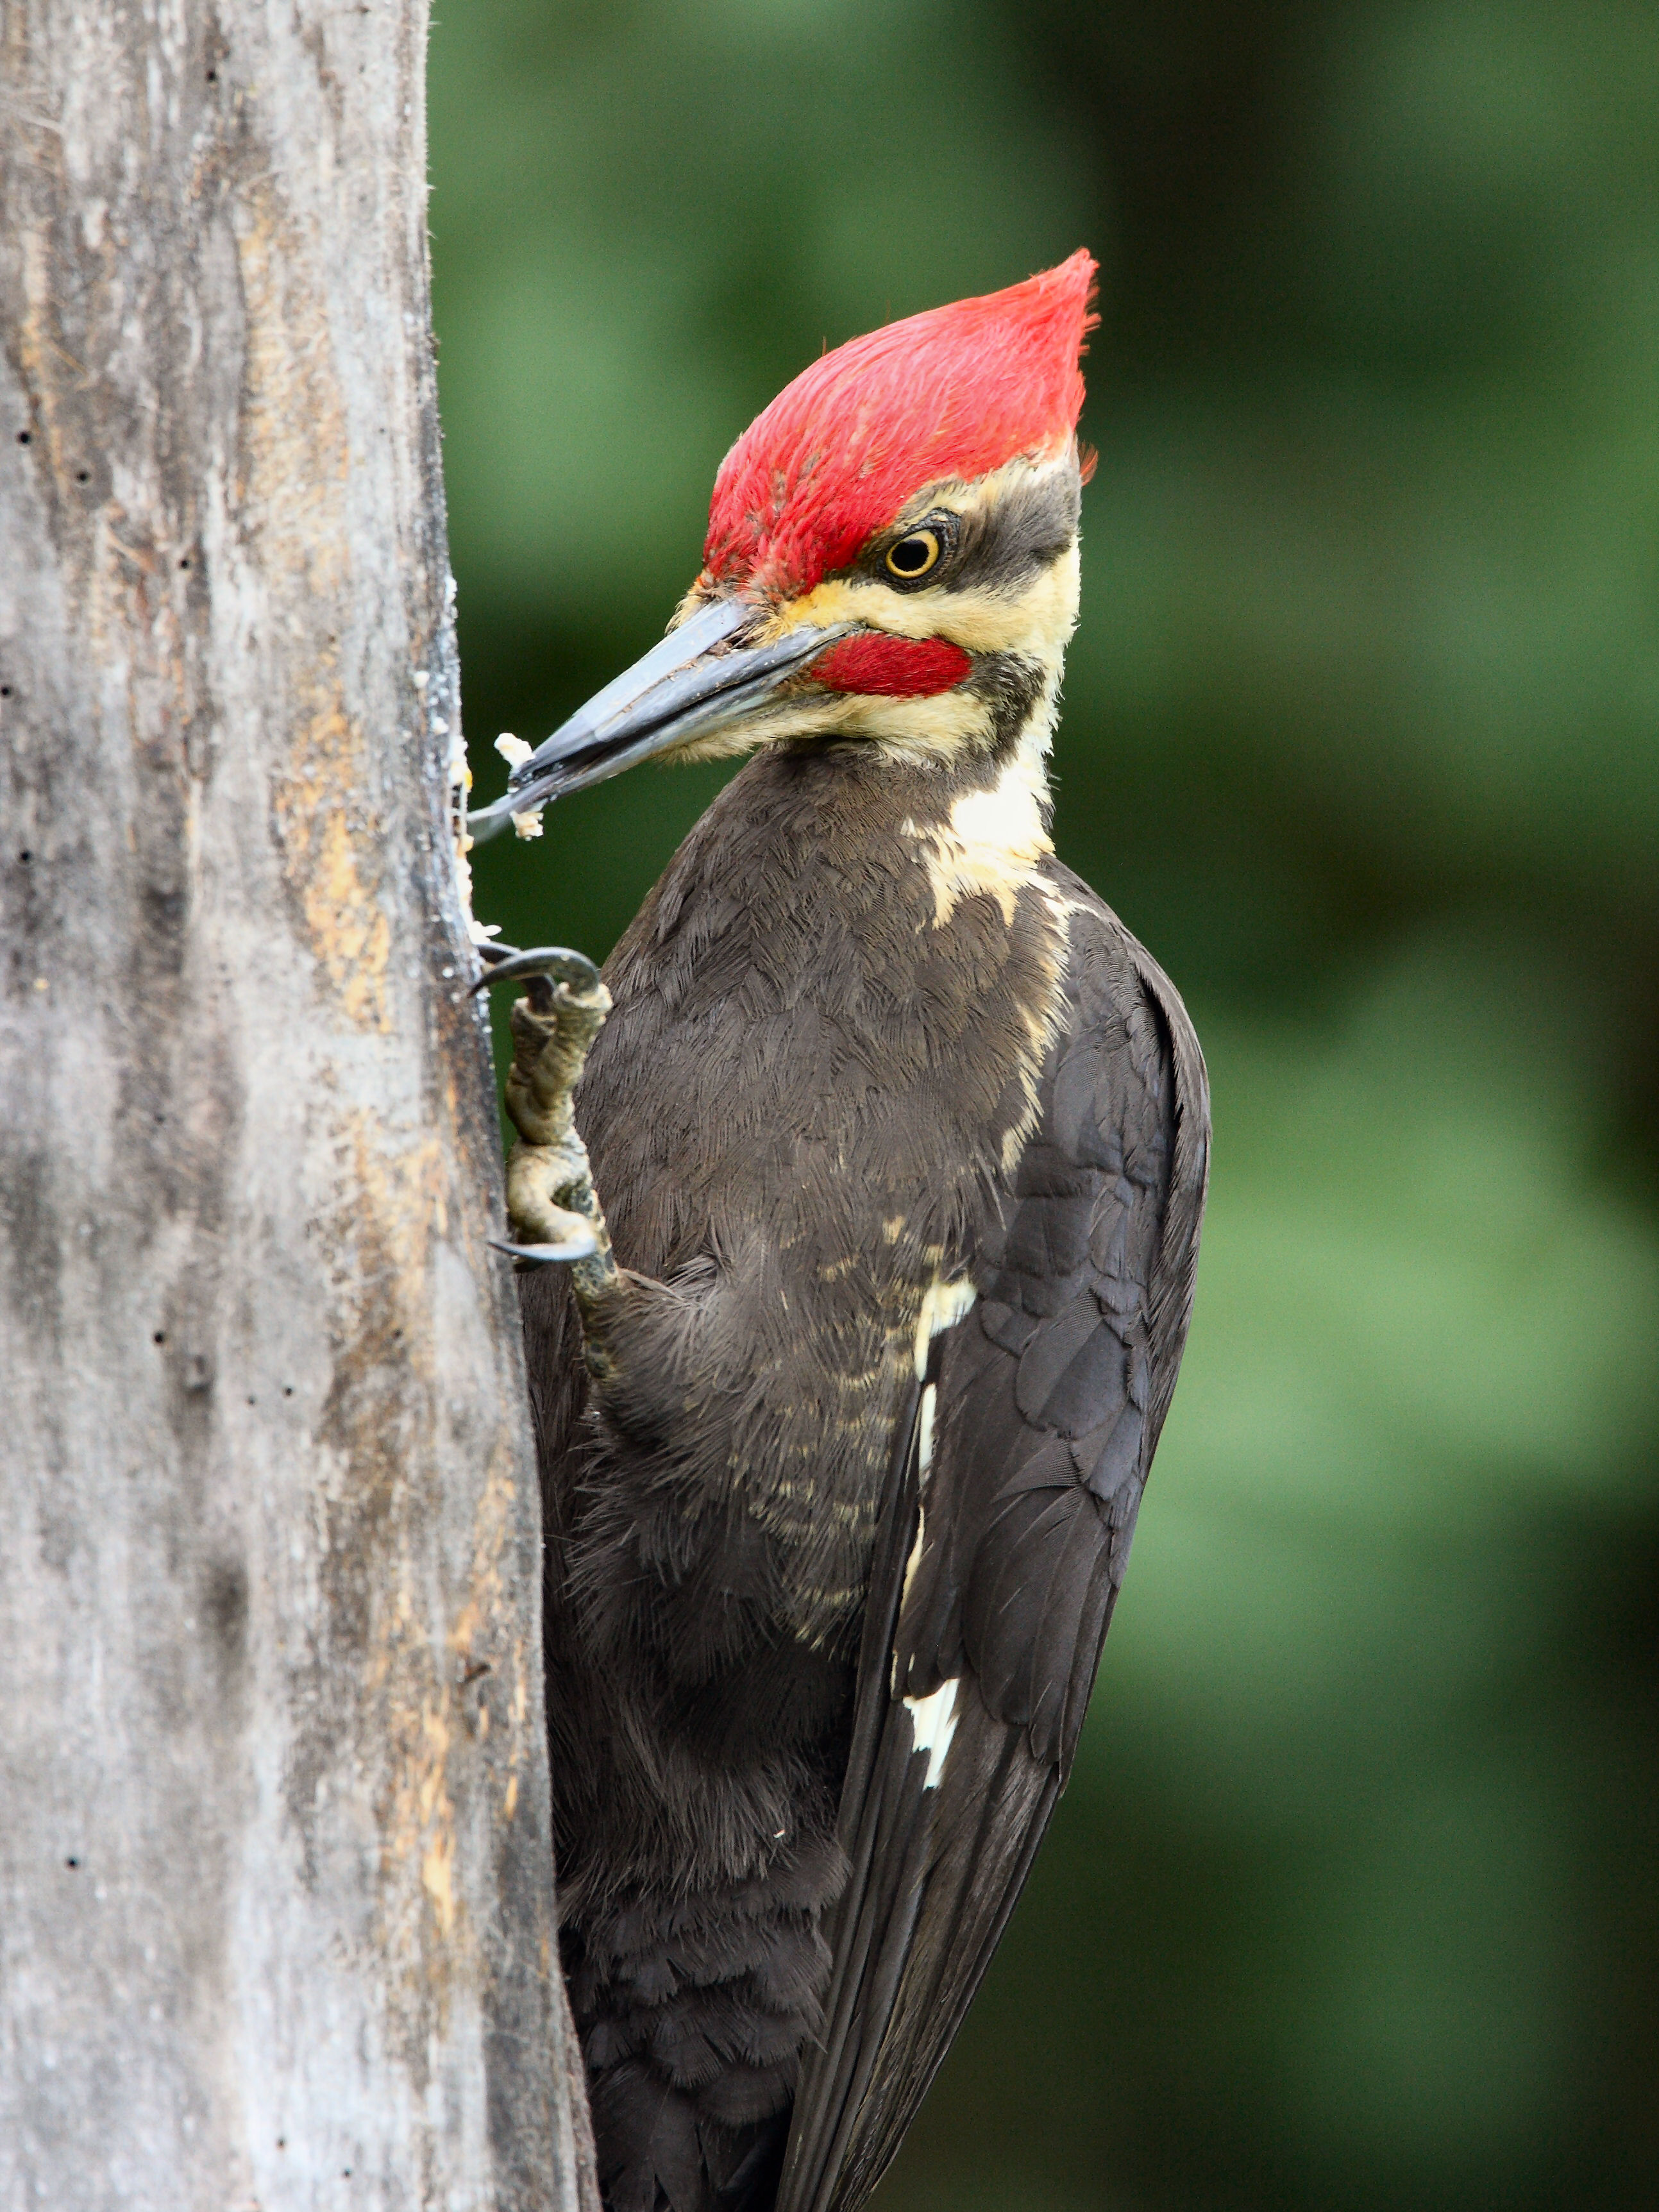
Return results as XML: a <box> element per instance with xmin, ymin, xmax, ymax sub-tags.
<box><xmin>470</xmin><ymin>253</ymin><xmax>1209</xmax><ymax>2212</ymax></box>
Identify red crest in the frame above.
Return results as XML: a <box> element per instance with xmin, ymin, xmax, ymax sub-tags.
<box><xmin>703</xmin><ymin>251</ymin><xmax>1097</xmax><ymax>598</ymax></box>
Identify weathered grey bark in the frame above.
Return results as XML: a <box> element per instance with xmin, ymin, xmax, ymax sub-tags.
<box><xmin>0</xmin><ymin>0</ymin><xmax>596</xmax><ymax>2204</ymax></box>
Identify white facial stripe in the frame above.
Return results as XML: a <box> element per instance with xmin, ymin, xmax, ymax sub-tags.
<box><xmin>903</xmin><ymin>736</ymin><xmax>1055</xmax><ymax>929</ymax></box>
<box><xmin>904</xmin><ymin>1676</ymin><xmax>961</xmax><ymax>1789</ymax></box>
<box><xmin>914</xmin><ymin>1278</ymin><xmax>977</xmax><ymax>1380</ymax></box>
<box><xmin>664</xmin><ymin>679</ymin><xmax>992</xmax><ymax>767</ymax></box>
<box><xmin>821</xmin><ymin>686</ymin><xmax>988</xmax><ymax>757</ymax></box>
<box><xmin>939</xmin><ymin>545</ymin><xmax>1080</xmax><ymax>657</ymax></box>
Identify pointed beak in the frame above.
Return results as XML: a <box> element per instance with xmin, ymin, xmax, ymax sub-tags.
<box><xmin>467</xmin><ymin>596</ymin><xmax>850</xmax><ymax>841</ymax></box>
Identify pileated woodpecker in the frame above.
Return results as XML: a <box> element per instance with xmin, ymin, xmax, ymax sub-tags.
<box><xmin>470</xmin><ymin>253</ymin><xmax>1209</xmax><ymax>2212</ymax></box>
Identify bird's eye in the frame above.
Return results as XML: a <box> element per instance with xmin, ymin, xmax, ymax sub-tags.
<box><xmin>885</xmin><ymin>529</ymin><xmax>941</xmax><ymax>581</ymax></box>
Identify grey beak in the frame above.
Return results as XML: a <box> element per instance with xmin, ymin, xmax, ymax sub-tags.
<box><xmin>467</xmin><ymin>597</ymin><xmax>849</xmax><ymax>842</ymax></box>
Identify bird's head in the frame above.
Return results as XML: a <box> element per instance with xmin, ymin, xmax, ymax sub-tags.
<box><xmin>471</xmin><ymin>251</ymin><xmax>1097</xmax><ymax>836</ymax></box>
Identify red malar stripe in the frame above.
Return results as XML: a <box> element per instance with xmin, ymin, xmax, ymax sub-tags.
<box><xmin>813</xmin><ymin>635</ymin><xmax>973</xmax><ymax>698</ymax></box>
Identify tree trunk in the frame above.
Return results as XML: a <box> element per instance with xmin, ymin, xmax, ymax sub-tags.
<box><xmin>0</xmin><ymin>1</ymin><xmax>595</xmax><ymax>2204</ymax></box>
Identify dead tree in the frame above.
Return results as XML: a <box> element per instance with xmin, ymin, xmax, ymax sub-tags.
<box><xmin>0</xmin><ymin>0</ymin><xmax>594</xmax><ymax>2202</ymax></box>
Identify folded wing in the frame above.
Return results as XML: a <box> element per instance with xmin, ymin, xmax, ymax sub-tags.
<box><xmin>776</xmin><ymin>885</ymin><xmax>1209</xmax><ymax>2212</ymax></box>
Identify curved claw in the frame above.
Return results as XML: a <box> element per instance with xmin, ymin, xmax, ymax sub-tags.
<box><xmin>469</xmin><ymin>945</ymin><xmax>602</xmax><ymax>997</ymax></box>
<box><xmin>489</xmin><ymin>1231</ymin><xmax>600</xmax><ymax>1267</ymax></box>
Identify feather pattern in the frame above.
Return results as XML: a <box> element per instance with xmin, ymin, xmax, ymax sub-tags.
<box><xmin>775</xmin><ymin>881</ymin><xmax>1207</xmax><ymax>2212</ymax></box>
<box><xmin>520</xmin><ymin>737</ymin><xmax>1207</xmax><ymax>2212</ymax></box>
<box><xmin>703</xmin><ymin>253</ymin><xmax>1097</xmax><ymax>596</ymax></box>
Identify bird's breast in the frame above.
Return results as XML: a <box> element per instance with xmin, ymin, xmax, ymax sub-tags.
<box><xmin>577</xmin><ymin>746</ymin><xmax>1074</xmax><ymax>1641</ymax></box>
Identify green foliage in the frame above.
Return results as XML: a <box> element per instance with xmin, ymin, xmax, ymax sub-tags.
<box><xmin>430</xmin><ymin>4</ymin><xmax>1659</xmax><ymax>2204</ymax></box>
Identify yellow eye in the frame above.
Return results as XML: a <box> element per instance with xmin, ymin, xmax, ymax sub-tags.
<box><xmin>885</xmin><ymin>528</ymin><xmax>941</xmax><ymax>581</ymax></box>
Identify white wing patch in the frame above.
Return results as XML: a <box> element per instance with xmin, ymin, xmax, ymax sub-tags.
<box><xmin>913</xmin><ymin>1278</ymin><xmax>977</xmax><ymax>1380</ymax></box>
<box><xmin>904</xmin><ymin>1676</ymin><xmax>961</xmax><ymax>1790</ymax></box>
<box><xmin>895</xmin><ymin>1308</ymin><xmax>972</xmax><ymax>1778</ymax></box>
<box><xmin>897</xmin><ymin>1382</ymin><xmax>938</xmax><ymax>1626</ymax></box>
<box><xmin>892</xmin><ymin>1384</ymin><xmax>938</xmax><ymax>1696</ymax></box>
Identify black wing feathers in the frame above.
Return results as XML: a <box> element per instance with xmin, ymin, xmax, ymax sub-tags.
<box><xmin>899</xmin><ymin>888</ymin><xmax>1199</xmax><ymax>1771</ymax></box>
<box><xmin>777</xmin><ymin>884</ymin><xmax>1208</xmax><ymax>2212</ymax></box>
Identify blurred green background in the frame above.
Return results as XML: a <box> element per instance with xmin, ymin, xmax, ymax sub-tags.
<box><xmin>428</xmin><ymin>4</ymin><xmax>1659</xmax><ymax>2206</ymax></box>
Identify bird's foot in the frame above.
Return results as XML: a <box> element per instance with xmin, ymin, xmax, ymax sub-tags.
<box><xmin>471</xmin><ymin>945</ymin><xmax>619</xmax><ymax>1292</ymax></box>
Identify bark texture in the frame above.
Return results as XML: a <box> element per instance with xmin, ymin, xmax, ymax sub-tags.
<box><xmin>0</xmin><ymin>0</ymin><xmax>594</xmax><ymax>2203</ymax></box>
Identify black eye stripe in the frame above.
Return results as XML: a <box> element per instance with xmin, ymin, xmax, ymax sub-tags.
<box><xmin>843</xmin><ymin>464</ymin><xmax>1081</xmax><ymax>596</ymax></box>
<box><xmin>934</xmin><ymin>467</ymin><xmax>1081</xmax><ymax>595</ymax></box>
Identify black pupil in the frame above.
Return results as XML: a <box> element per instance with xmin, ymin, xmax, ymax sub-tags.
<box><xmin>890</xmin><ymin>535</ymin><xmax>933</xmax><ymax>574</ymax></box>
